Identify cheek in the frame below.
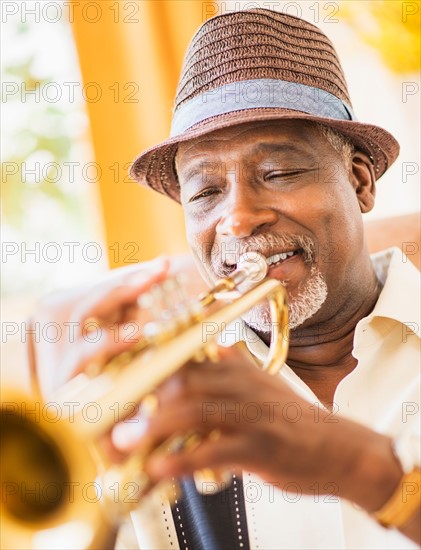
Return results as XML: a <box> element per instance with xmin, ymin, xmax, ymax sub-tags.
<box><xmin>314</xmin><ymin>184</ymin><xmax>364</xmax><ymax>263</ymax></box>
<box><xmin>184</xmin><ymin>214</ymin><xmax>215</xmax><ymax>266</ymax></box>
<box><xmin>329</xmin><ymin>181</ymin><xmax>363</xmax><ymax>228</ymax></box>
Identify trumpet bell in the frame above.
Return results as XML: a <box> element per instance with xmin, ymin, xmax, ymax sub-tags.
<box><xmin>1</xmin><ymin>391</ymin><xmax>114</xmax><ymax>550</ymax></box>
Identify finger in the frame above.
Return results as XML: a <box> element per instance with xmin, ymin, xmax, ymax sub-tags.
<box><xmin>154</xmin><ymin>353</ymin><xmax>267</xmax><ymax>406</ymax></box>
<box><xmin>146</xmin><ymin>433</ymin><xmax>247</xmax><ymax>482</ymax></box>
<box><xmin>58</xmin><ymin>321</ymin><xmax>145</xmax><ymax>384</ymax></box>
<box><xmin>111</xmin><ymin>408</ymin><xmax>151</xmax><ymax>452</ymax></box>
<box><xmin>97</xmin><ymin>431</ymin><xmax>130</xmax><ymax>465</ymax></box>
<box><xmin>77</xmin><ymin>257</ymin><xmax>170</xmax><ymax>326</ymax></box>
<box><xmin>134</xmin><ymin>397</ymin><xmax>249</xmax><ymax>460</ymax></box>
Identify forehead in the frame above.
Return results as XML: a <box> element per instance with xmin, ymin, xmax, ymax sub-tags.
<box><xmin>176</xmin><ymin>120</ymin><xmax>324</xmax><ymax>165</ymax></box>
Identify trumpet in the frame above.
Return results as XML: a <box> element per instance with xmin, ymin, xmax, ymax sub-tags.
<box><xmin>1</xmin><ymin>252</ymin><xmax>289</xmax><ymax>550</ymax></box>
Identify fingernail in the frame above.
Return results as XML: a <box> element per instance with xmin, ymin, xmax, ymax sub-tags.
<box><xmin>112</xmin><ymin>417</ymin><xmax>148</xmax><ymax>450</ymax></box>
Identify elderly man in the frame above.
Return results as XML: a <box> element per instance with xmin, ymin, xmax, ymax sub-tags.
<box><xmin>30</xmin><ymin>8</ymin><xmax>420</xmax><ymax>550</ymax></box>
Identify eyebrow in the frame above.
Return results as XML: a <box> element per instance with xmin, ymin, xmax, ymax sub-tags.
<box><xmin>178</xmin><ymin>141</ymin><xmax>311</xmax><ymax>184</ymax></box>
<box><xmin>178</xmin><ymin>155</ymin><xmax>214</xmax><ymax>185</ymax></box>
<box><xmin>249</xmin><ymin>142</ymin><xmax>309</xmax><ymax>156</ymax></box>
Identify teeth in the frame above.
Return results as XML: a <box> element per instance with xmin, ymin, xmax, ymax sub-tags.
<box><xmin>266</xmin><ymin>250</ymin><xmax>296</xmax><ymax>266</ymax></box>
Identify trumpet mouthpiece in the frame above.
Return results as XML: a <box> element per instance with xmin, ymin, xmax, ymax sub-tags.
<box><xmin>236</xmin><ymin>252</ymin><xmax>268</xmax><ymax>283</ymax></box>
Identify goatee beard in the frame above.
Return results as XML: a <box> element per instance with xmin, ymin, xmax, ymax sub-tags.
<box><xmin>242</xmin><ymin>266</ymin><xmax>328</xmax><ymax>332</ymax></box>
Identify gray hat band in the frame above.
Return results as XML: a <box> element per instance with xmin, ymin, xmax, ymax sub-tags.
<box><xmin>171</xmin><ymin>78</ymin><xmax>356</xmax><ymax>138</ymax></box>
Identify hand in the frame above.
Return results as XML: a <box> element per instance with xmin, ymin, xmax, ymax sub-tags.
<box><xmin>113</xmin><ymin>346</ymin><xmax>403</xmax><ymax>514</ymax></box>
<box><xmin>31</xmin><ymin>255</ymin><xmax>206</xmax><ymax>398</ymax></box>
<box><xmin>33</xmin><ymin>257</ymin><xmax>170</xmax><ymax>397</ymax></box>
<box><xmin>114</xmin><ymin>346</ymin><xmax>341</xmax><ymax>490</ymax></box>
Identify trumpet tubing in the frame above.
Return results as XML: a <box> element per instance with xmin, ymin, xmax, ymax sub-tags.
<box><xmin>1</xmin><ymin>253</ymin><xmax>289</xmax><ymax>549</ymax></box>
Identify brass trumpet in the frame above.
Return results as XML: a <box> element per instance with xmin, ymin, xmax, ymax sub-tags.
<box><xmin>1</xmin><ymin>252</ymin><xmax>289</xmax><ymax>550</ymax></box>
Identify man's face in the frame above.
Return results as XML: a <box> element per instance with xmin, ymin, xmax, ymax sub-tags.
<box><xmin>176</xmin><ymin>120</ymin><xmax>373</xmax><ymax>333</ymax></box>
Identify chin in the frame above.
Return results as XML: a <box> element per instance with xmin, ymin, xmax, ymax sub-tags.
<box><xmin>242</xmin><ymin>266</ymin><xmax>328</xmax><ymax>332</ymax></box>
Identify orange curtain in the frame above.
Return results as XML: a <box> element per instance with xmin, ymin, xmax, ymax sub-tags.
<box><xmin>70</xmin><ymin>0</ymin><xmax>215</xmax><ymax>267</ymax></box>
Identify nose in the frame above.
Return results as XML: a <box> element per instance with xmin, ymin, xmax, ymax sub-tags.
<box><xmin>216</xmin><ymin>189</ymin><xmax>279</xmax><ymax>238</ymax></box>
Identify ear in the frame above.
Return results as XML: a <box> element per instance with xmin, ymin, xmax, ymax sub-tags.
<box><xmin>350</xmin><ymin>151</ymin><xmax>376</xmax><ymax>213</ymax></box>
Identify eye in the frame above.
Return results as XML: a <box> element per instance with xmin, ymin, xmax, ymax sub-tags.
<box><xmin>265</xmin><ymin>170</ymin><xmax>305</xmax><ymax>180</ymax></box>
<box><xmin>189</xmin><ymin>187</ymin><xmax>220</xmax><ymax>203</ymax></box>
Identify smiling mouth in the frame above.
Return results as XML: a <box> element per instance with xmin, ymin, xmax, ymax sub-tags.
<box><xmin>223</xmin><ymin>248</ymin><xmax>303</xmax><ymax>274</ymax></box>
<box><xmin>266</xmin><ymin>249</ymin><xmax>302</xmax><ymax>267</ymax></box>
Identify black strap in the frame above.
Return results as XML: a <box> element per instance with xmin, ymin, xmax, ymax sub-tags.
<box><xmin>171</xmin><ymin>475</ymin><xmax>250</xmax><ymax>550</ymax></box>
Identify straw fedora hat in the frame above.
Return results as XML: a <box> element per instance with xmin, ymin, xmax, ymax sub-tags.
<box><xmin>130</xmin><ymin>9</ymin><xmax>399</xmax><ymax>202</ymax></box>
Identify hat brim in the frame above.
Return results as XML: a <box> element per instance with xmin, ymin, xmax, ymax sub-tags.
<box><xmin>130</xmin><ymin>108</ymin><xmax>400</xmax><ymax>203</ymax></box>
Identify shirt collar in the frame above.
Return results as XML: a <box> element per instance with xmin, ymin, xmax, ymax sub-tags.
<box><xmin>363</xmin><ymin>247</ymin><xmax>420</xmax><ymax>330</ymax></box>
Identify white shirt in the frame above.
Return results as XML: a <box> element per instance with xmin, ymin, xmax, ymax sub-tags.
<box><xmin>122</xmin><ymin>248</ymin><xmax>420</xmax><ymax>550</ymax></box>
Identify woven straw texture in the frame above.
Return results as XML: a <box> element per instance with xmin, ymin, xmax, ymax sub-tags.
<box><xmin>130</xmin><ymin>9</ymin><xmax>399</xmax><ymax>202</ymax></box>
